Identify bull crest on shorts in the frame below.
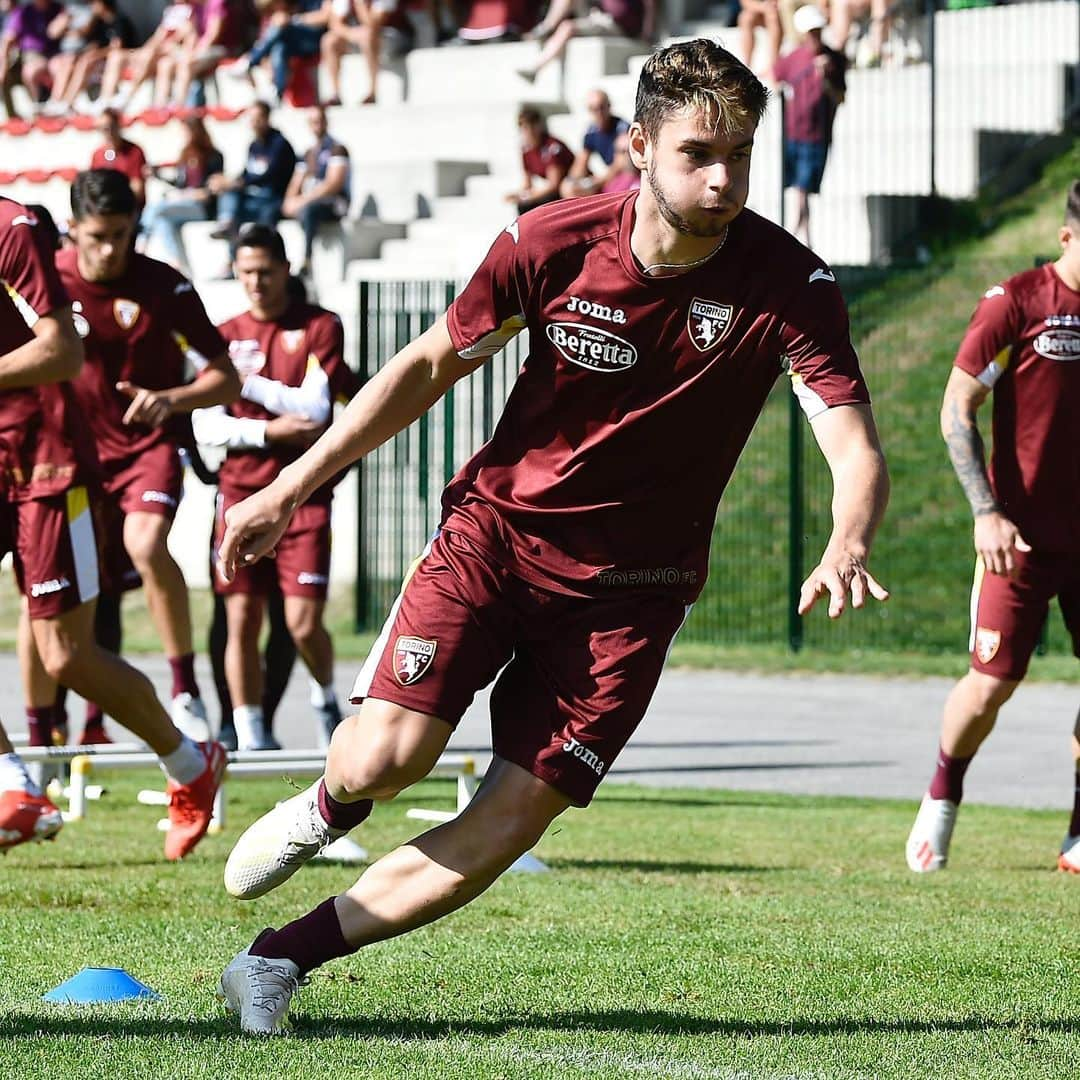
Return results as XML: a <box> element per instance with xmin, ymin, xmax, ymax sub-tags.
<box><xmin>975</xmin><ymin>626</ymin><xmax>1001</xmax><ymax>664</ymax></box>
<box><xmin>113</xmin><ymin>299</ymin><xmax>141</xmax><ymax>330</ymax></box>
<box><xmin>687</xmin><ymin>298</ymin><xmax>732</xmax><ymax>352</ymax></box>
<box><xmin>393</xmin><ymin>635</ymin><xmax>437</xmax><ymax>686</ymax></box>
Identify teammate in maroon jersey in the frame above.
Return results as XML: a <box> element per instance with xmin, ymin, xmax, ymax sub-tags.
<box><xmin>216</xmin><ymin>40</ymin><xmax>889</xmax><ymax>1033</ymax></box>
<box><xmin>196</xmin><ymin>224</ymin><xmax>357</xmax><ymax>752</ymax></box>
<box><xmin>0</xmin><ymin>194</ymin><xmax>226</xmax><ymax>859</ymax></box>
<box><xmin>21</xmin><ymin>169</ymin><xmax>241</xmax><ymax>748</ymax></box>
<box><xmin>907</xmin><ymin>181</ymin><xmax>1080</xmax><ymax>875</ymax></box>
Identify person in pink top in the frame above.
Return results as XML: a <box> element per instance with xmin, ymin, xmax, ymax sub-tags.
<box><xmin>213</xmin><ymin>40</ymin><xmax>889</xmax><ymax>1035</ymax></box>
<box><xmin>155</xmin><ymin>0</ymin><xmax>253</xmax><ymax>108</ymax></box>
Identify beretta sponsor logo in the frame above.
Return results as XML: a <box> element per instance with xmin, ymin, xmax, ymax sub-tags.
<box><xmin>545</xmin><ymin>321</ymin><xmax>637</xmax><ymax>372</ymax></box>
<box><xmin>1034</xmin><ymin>328</ymin><xmax>1080</xmax><ymax>361</ymax></box>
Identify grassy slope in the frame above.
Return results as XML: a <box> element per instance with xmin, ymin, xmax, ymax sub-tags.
<box><xmin>2</xmin><ymin>773</ymin><xmax>1080</xmax><ymax>1078</ymax></box>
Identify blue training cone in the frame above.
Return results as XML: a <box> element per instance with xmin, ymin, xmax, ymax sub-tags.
<box><xmin>43</xmin><ymin>967</ymin><xmax>161</xmax><ymax>1004</ymax></box>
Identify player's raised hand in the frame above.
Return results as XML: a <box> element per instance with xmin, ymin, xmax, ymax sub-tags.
<box><xmin>798</xmin><ymin>549</ymin><xmax>889</xmax><ymax>619</ymax></box>
<box><xmin>218</xmin><ymin>484</ymin><xmax>295</xmax><ymax>583</ymax></box>
<box><xmin>973</xmin><ymin>510</ymin><xmax>1030</xmax><ymax>577</ymax></box>
<box><xmin>116</xmin><ymin>381</ymin><xmax>172</xmax><ymax>427</ymax></box>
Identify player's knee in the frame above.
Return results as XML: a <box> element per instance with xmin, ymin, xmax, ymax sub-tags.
<box><xmin>284</xmin><ymin>605</ymin><xmax>322</xmax><ymax>646</ymax></box>
<box><xmin>964</xmin><ymin>670</ymin><xmax>1018</xmax><ymax>713</ymax></box>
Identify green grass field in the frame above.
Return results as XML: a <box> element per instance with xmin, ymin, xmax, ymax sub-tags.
<box><xmin>3</xmin><ymin>771</ymin><xmax>1080</xmax><ymax>1079</ymax></box>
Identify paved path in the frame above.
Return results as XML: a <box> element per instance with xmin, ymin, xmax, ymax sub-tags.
<box><xmin>5</xmin><ymin>655</ymin><xmax>1077</xmax><ymax>810</ymax></box>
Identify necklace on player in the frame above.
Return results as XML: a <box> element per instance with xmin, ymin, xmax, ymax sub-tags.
<box><xmin>642</xmin><ymin>225</ymin><xmax>728</xmax><ymax>277</ymax></box>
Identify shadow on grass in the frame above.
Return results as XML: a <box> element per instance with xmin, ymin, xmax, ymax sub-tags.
<box><xmin>6</xmin><ymin>1009</ymin><xmax>1074</xmax><ymax>1041</ymax></box>
<box><xmin>544</xmin><ymin>858</ymin><xmax>783</xmax><ymax>874</ymax></box>
<box><xmin>609</xmin><ymin>761</ymin><xmax>893</xmax><ymax>776</ymax></box>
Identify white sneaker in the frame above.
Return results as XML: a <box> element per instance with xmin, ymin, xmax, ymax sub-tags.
<box><xmin>906</xmin><ymin>794</ymin><xmax>958</xmax><ymax>873</ymax></box>
<box><xmin>171</xmin><ymin>692</ymin><xmax>210</xmax><ymax>742</ymax></box>
<box><xmin>1058</xmin><ymin>834</ymin><xmax>1080</xmax><ymax>873</ymax></box>
<box><xmin>223</xmin><ymin>56</ymin><xmax>251</xmax><ymax>77</ymax></box>
<box><xmin>219</xmin><ymin>941</ymin><xmax>301</xmax><ymax>1035</ymax></box>
<box><xmin>224</xmin><ymin>781</ymin><xmax>343</xmax><ymax>899</ymax></box>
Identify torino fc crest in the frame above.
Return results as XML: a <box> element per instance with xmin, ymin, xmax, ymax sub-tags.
<box><xmin>974</xmin><ymin>626</ymin><xmax>1001</xmax><ymax>664</ymax></box>
<box><xmin>687</xmin><ymin>298</ymin><xmax>732</xmax><ymax>352</ymax></box>
<box><xmin>393</xmin><ymin>635</ymin><xmax>437</xmax><ymax>686</ymax></box>
<box><xmin>114</xmin><ymin>299</ymin><xmax>141</xmax><ymax>330</ymax></box>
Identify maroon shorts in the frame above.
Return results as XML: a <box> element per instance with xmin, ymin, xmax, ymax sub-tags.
<box><xmin>350</xmin><ymin>528</ymin><xmax>690</xmax><ymax>806</ymax></box>
<box><xmin>104</xmin><ymin>442</ymin><xmax>183</xmax><ymax>518</ymax></box>
<box><xmin>213</xmin><ymin>494</ymin><xmax>332</xmax><ymax>600</ymax></box>
<box><xmin>0</xmin><ymin>487</ymin><xmax>101</xmax><ymax>618</ymax></box>
<box><xmin>969</xmin><ymin>549</ymin><xmax>1080</xmax><ymax>680</ymax></box>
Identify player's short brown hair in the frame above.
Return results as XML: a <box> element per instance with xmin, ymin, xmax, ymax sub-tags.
<box><xmin>635</xmin><ymin>39</ymin><xmax>768</xmax><ymax>141</ymax></box>
<box><xmin>71</xmin><ymin>168</ymin><xmax>136</xmax><ymax>220</ymax></box>
<box><xmin>517</xmin><ymin>106</ymin><xmax>545</xmax><ymax>129</ymax></box>
<box><xmin>1066</xmin><ymin>180</ymin><xmax>1080</xmax><ymax>228</ymax></box>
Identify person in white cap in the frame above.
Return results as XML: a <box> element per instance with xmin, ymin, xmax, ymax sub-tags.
<box><xmin>772</xmin><ymin>3</ymin><xmax>846</xmax><ymax>249</ymax></box>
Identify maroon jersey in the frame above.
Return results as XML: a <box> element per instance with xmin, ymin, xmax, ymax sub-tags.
<box><xmin>522</xmin><ymin>135</ymin><xmax>574</xmax><ymax>182</ymax></box>
<box><xmin>0</xmin><ymin>197</ymin><xmax>92</xmax><ymax>501</ymax></box>
<box><xmin>954</xmin><ymin>263</ymin><xmax>1080</xmax><ymax>553</ymax></box>
<box><xmin>217</xmin><ymin>301</ymin><xmax>357</xmax><ymax>505</ymax></box>
<box><xmin>57</xmin><ymin>248</ymin><xmax>226</xmax><ymax>471</ymax></box>
<box><xmin>445</xmin><ymin>192</ymin><xmax>869</xmax><ymax>602</ymax></box>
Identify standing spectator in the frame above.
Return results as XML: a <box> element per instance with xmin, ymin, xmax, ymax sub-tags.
<box><xmin>208</xmin><ymin>99</ymin><xmax>296</xmax><ymax>265</ymax></box>
<box><xmin>737</xmin><ymin>0</ymin><xmax>781</xmax><ymax>74</ymax></box>
<box><xmin>282</xmin><ymin>104</ymin><xmax>350</xmax><ymax>278</ymax></box>
<box><xmin>506</xmin><ymin>106</ymin><xmax>573</xmax><ymax>214</ymax></box>
<box><xmin>90</xmin><ymin>107</ymin><xmax>148</xmax><ymax>211</ymax></box>
<box><xmin>906</xmin><ymin>182</ymin><xmax>1080</xmax><ymax>875</ymax></box>
<box><xmin>560</xmin><ymin>88</ymin><xmax>629</xmax><ymax>199</ymax></box>
<box><xmin>517</xmin><ymin>0</ymin><xmax>652</xmax><ymax>82</ymax></box>
<box><xmin>227</xmin><ymin>0</ymin><xmax>330</xmax><ymax>107</ymax></box>
<box><xmin>140</xmin><ymin>115</ymin><xmax>225</xmax><ymax>275</ymax></box>
<box><xmin>43</xmin><ymin>0</ymin><xmax>136</xmax><ymax>115</ymax></box>
<box><xmin>0</xmin><ymin>0</ymin><xmax>64</xmax><ymax>111</ymax></box>
<box><xmin>773</xmin><ymin>3</ymin><xmax>845</xmax><ymax>249</ymax></box>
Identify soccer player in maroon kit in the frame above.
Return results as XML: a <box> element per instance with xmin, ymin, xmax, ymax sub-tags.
<box><xmin>906</xmin><ymin>181</ymin><xmax>1080</xmax><ymax>875</ymax></box>
<box><xmin>216</xmin><ymin>40</ymin><xmax>889</xmax><ymax>1033</ymax></box>
<box><xmin>18</xmin><ymin>169</ymin><xmax>241</xmax><ymax>749</ymax></box>
<box><xmin>200</xmin><ymin>224</ymin><xmax>357</xmax><ymax>752</ymax></box>
<box><xmin>0</xmin><ymin>194</ymin><xmax>226</xmax><ymax>859</ymax></box>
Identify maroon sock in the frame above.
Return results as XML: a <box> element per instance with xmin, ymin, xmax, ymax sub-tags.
<box><xmin>26</xmin><ymin>705</ymin><xmax>57</xmax><ymax>747</ymax></box>
<box><xmin>1068</xmin><ymin>772</ymin><xmax>1080</xmax><ymax>837</ymax></box>
<box><xmin>250</xmin><ymin>896</ymin><xmax>355</xmax><ymax>976</ymax></box>
<box><xmin>168</xmin><ymin>653</ymin><xmax>199</xmax><ymax>699</ymax></box>
<box><xmin>928</xmin><ymin>744</ymin><xmax>974</xmax><ymax>804</ymax></box>
<box><xmin>317</xmin><ymin>779</ymin><xmax>373</xmax><ymax>830</ymax></box>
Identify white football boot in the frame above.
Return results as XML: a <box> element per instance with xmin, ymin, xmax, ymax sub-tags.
<box><xmin>1058</xmin><ymin>834</ymin><xmax>1080</xmax><ymax>874</ymax></box>
<box><xmin>905</xmin><ymin>794</ymin><xmax>958</xmax><ymax>873</ymax></box>
<box><xmin>224</xmin><ymin>780</ymin><xmax>344</xmax><ymax>899</ymax></box>
<box><xmin>170</xmin><ymin>692</ymin><xmax>210</xmax><ymax>742</ymax></box>
<box><xmin>219</xmin><ymin>940</ymin><xmax>301</xmax><ymax>1035</ymax></box>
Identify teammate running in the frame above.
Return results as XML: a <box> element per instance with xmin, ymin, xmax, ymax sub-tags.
<box><xmin>907</xmin><ymin>181</ymin><xmax>1080</xmax><ymax>874</ymax></box>
<box><xmin>216</xmin><ymin>40</ymin><xmax>889</xmax><ymax>1033</ymax></box>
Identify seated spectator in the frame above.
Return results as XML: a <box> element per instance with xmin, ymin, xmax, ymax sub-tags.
<box><xmin>90</xmin><ymin>106</ymin><xmax>148</xmax><ymax>210</ymax></box>
<box><xmin>96</xmin><ymin>1</ymin><xmax>197</xmax><ymax>112</ymax></box>
<box><xmin>517</xmin><ymin>0</ymin><xmax>652</xmax><ymax>81</ymax></box>
<box><xmin>455</xmin><ymin>0</ymin><xmax>538</xmax><ymax>43</ymax></box>
<box><xmin>319</xmin><ymin>0</ymin><xmax>365</xmax><ymax>104</ymax></box>
<box><xmin>829</xmin><ymin>0</ymin><xmax>890</xmax><ymax>66</ymax></box>
<box><xmin>0</xmin><ymin>0</ymin><xmax>65</xmax><ymax>111</ymax></box>
<box><xmin>505</xmin><ymin>105</ymin><xmax>573</xmax><ymax>214</ymax></box>
<box><xmin>737</xmin><ymin>0</ymin><xmax>781</xmax><ymax>73</ymax></box>
<box><xmin>599</xmin><ymin>130</ymin><xmax>638</xmax><ymax>193</ymax></box>
<box><xmin>156</xmin><ymin>0</ymin><xmax>255</xmax><ymax>108</ymax></box>
<box><xmin>140</xmin><ymin>115</ymin><xmax>224</xmax><ymax>275</ymax></box>
<box><xmin>208</xmin><ymin>99</ymin><xmax>296</xmax><ymax>271</ymax></box>
<box><xmin>227</xmin><ymin>0</ymin><xmax>330</xmax><ymax>107</ymax></box>
<box><xmin>348</xmin><ymin>0</ymin><xmax>415</xmax><ymax>105</ymax></box>
<box><xmin>43</xmin><ymin>0</ymin><xmax>136</xmax><ymax>115</ymax></box>
<box><xmin>282</xmin><ymin>104</ymin><xmax>350</xmax><ymax>276</ymax></box>
<box><xmin>560</xmin><ymin>88</ymin><xmax>629</xmax><ymax>199</ymax></box>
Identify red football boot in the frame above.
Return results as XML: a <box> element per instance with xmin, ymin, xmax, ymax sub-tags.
<box><xmin>164</xmin><ymin>741</ymin><xmax>227</xmax><ymax>861</ymax></box>
<box><xmin>0</xmin><ymin>789</ymin><xmax>63</xmax><ymax>850</ymax></box>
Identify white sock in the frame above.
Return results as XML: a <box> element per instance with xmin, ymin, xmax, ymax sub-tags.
<box><xmin>0</xmin><ymin>752</ymin><xmax>40</xmax><ymax>795</ymax></box>
<box><xmin>233</xmin><ymin>704</ymin><xmax>265</xmax><ymax>750</ymax></box>
<box><xmin>309</xmin><ymin>678</ymin><xmax>337</xmax><ymax>709</ymax></box>
<box><xmin>159</xmin><ymin>736</ymin><xmax>205</xmax><ymax>785</ymax></box>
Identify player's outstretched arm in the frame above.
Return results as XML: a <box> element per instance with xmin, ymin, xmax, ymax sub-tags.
<box><xmin>799</xmin><ymin>403</ymin><xmax>890</xmax><ymax>618</ymax></box>
<box><xmin>940</xmin><ymin>366</ymin><xmax>1029</xmax><ymax>576</ymax></box>
<box><xmin>218</xmin><ymin>315</ymin><xmax>483</xmax><ymax>581</ymax></box>
<box><xmin>0</xmin><ymin>307</ymin><xmax>83</xmax><ymax>390</ymax></box>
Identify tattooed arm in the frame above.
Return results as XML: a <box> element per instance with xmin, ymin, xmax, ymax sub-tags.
<box><xmin>940</xmin><ymin>366</ymin><xmax>1030</xmax><ymax>575</ymax></box>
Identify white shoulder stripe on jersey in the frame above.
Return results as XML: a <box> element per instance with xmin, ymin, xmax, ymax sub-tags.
<box><xmin>976</xmin><ymin>360</ymin><xmax>1005</xmax><ymax>388</ymax></box>
<box><xmin>789</xmin><ymin>373</ymin><xmax>829</xmax><ymax>420</ymax></box>
<box><xmin>3</xmin><ymin>281</ymin><xmax>41</xmax><ymax>329</ymax></box>
<box><xmin>458</xmin><ymin>314</ymin><xmax>526</xmax><ymax>360</ymax></box>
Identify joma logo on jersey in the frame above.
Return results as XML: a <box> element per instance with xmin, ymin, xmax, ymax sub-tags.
<box><xmin>566</xmin><ymin>295</ymin><xmax>627</xmax><ymax>325</ymax></box>
<box><xmin>687</xmin><ymin>298</ymin><xmax>732</xmax><ymax>352</ymax></box>
<box><xmin>546</xmin><ymin>322</ymin><xmax>637</xmax><ymax>372</ymax></box>
<box><xmin>1034</xmin><ymin>329</ymin><xmax>1080</xmax><ymax>361</ymax></box>
<box><xmin>393</xmin><ymin>635</ymin><xmax>437</xmax><ymax>686</ymax></box>
<box><xmin>562</xmin><ymin>737</ymin><xmax>606</xmax><ymax>776</ymax></box>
